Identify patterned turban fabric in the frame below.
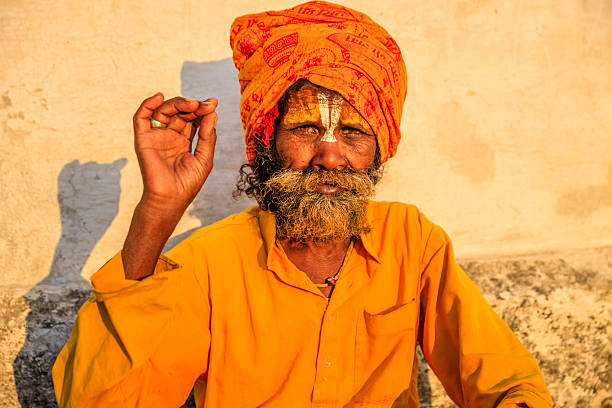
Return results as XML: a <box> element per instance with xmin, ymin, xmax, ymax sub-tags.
<box><xmin>230</xmin><ymin>1</ymin><xmax>408</xmax><ymax>164</ymax></box>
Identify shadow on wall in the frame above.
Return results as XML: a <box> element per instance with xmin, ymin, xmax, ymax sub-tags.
<box><xmin>165</xmin><ymin>58</ymin><xmax>254</xmax><ymax>251</ymax></box>
<box><xmin>13</xmin><ymin>159</ymin><xmax>127</xmax><ymax>407</ymax></box>
<box><xmin>10</xmin><ymin>59</ymin><xmax>252</xmax><ymax>408</ymax></box>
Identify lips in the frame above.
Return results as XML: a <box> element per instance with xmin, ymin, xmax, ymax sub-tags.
<box><xmin>315</xmin><ymin>183</ymin><xmax>343</xmax><ymax>194</ymax></box>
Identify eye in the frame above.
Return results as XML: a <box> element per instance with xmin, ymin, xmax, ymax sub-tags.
<box><xmin>341</xmin><ymin>126</ymin><xmax>370</xmax><ymax>139</ymax></box>
<box><xmin>342</xmin><ymin>126</ymin><xmax>364</xmax><ymax>134</ymax></box>
<box><xmin>293</xmin><ymin>125</ymin><xmax>320</xmax><ymax>135</ymax></box>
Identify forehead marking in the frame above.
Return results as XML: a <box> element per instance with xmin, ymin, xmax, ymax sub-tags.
<box><xmin>317</xmin><ymin>89</ymin><xmax>342</xmax><ymax>143</ymax></box>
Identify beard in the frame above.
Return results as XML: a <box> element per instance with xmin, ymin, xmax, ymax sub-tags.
<box><xmin>262</xmin><ymin>166</ymin><xmax>381</xmax><ymax>242</ymax></box>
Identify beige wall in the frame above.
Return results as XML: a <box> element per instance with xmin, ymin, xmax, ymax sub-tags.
<box><xmin>2</xmin><ymin>0</ymin><xmax>610</xmax><ymax>287</ymax></box>
<box><xmin>1</xmin><ymin>0</ymin><xmax>610</xmax><ymax>406</ymax></box>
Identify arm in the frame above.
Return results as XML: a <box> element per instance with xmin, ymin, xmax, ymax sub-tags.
<box><xmin>52</xmin><ymin>247</ymin><xmax>211</xmax><ymax>407</ymax></box>
<box><xmin>123</xmin><ymin>93</ymin><xmax>218</xmax><ymax>280</ymax></box>
<box><xmin>417</xmin><ymin>223</ymin><xmax>552</xmax><ymax>408</ymax></box>
<box><xmin>52</xmin><ymin>93</ymin><xmax>218</xmax><ymax>407</ymax></box>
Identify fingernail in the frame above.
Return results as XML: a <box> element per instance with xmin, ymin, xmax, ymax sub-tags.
<box><xmin>185</xmin><ymin>98</ymin><xmax>198</xmax><ymax>103</ymax></box>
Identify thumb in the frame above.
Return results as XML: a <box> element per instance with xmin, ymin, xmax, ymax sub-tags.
<box><xmin>194</xmin><ymin>111</ymin><xmax>218</xmax><ymax>172</ymax></box>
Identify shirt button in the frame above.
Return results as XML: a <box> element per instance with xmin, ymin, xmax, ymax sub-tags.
<box><xmin>327</xmin><ymin>313</ymin><xmax>334</xmax><ymax>321</ymax></box>
<box><xmin>323</xmin><ymin>359</ymin><xmax>332</xmax><ymax>368</ymax></box>
<box><xmin>322</xmin><ymin>376</ymin><xmax>329</xmax><ymax>382</ymax></box>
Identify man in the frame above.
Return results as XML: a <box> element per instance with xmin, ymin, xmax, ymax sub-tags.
<box><xmin>52</xmin><ymin>2</ymin><xmax>552</xmax><ymax>407</ymax></box>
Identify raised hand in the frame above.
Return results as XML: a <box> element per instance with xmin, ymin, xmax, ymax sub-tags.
<box><xmin>122</xmin><ymin>93</ymin><xmax>219</xmax><ymax>279</ymax></box>
<box><xmin>133</xmin><ymin>93</ymin><xmax>218</xmax><ymax>212</ymax></box>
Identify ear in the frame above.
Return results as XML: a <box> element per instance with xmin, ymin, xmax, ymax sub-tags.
<box><xmin>373</xmin><ymin>141</ymin><xmax>382</xmax><ymax>169</ymax></box>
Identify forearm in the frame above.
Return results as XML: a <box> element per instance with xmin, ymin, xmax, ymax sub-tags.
<box><xmin>122</xmin><ymin>198</ymin><xmax>185</xmax><ymax>280</ymax></box>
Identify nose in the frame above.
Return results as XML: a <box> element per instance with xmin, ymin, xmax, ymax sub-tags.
<box><xmin>310</xmin><ymin>140</ymin><xmax>346</xmax><ymax>171</ymax></box>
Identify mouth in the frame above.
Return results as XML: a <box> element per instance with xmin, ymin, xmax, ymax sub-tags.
<box><xmin>315</xmin><ymin>183</ymin><xmax>343</xmax><ymax>194</ymax></box>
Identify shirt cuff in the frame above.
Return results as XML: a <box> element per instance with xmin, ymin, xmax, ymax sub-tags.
<box><xmin>497</xmin><ymin>387</ymin><xmax>553</xmax><ymax>408</ymax></box>
<box><xmin>91</xmin><ymin>251</ymin><xmax>180</xmax><ymax>294</ymax></box>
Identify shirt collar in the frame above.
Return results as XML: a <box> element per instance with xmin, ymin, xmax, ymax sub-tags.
<box><xmin>258</xmin><ymin>208</ymin><xmax>278</xmax><ymax>266</ymax></box>
<box><xmin>360</xmin><ymin>201</ymin><xmax>382</xmax><ymax>264</ymax></box>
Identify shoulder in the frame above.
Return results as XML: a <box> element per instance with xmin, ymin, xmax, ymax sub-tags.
<box><xmin>368</xmin><ymin>200</ymin><xmax>420</xmax><ymax>220</ymax></box>
<box><xmin>367</xmin><ymin>200</ymin><xmax>440</xmax><ymax>236</ymax></box>
<box><xmin>366</xmin><ymin>201</ymin><xmax>449</xmax><ymax>260</ymax></box>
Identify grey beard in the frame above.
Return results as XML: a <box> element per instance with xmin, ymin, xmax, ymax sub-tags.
<box><xmin>263</xmin><ymin>168</ymin><xmax>379</xmax><ymax>242</ymax></box>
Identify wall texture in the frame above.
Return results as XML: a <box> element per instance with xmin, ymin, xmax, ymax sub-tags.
<box><xmin>1</xmin><ymin>0</ymin><xmax>610</xmax><ymax>407</ymax></box>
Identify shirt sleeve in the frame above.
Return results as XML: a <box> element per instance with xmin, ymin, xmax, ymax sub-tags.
<box><xmin>52</xmin><ymin>242</ymin><xmax>211</xmax><ymax>408</ymax></box>
<box><xmin>417</xmin><ymin>222</ymin><xmax>552</xmax><ymax>408</ymax></box>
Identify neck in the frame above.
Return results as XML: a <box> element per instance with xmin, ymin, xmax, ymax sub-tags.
<box><xmin>277</xmin><ymin>237</ymin><xmax>352</xmax><ymax>262</ymax></box>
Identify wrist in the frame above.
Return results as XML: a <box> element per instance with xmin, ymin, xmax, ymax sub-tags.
<box><xmin>138</xmin><ymin>194</ymin><xmax>188</xmax><ymax>221</ymax></box>
<box><xmin>121</xmin><ymin>199</ymin><xmax>185</xmax><ymax>280</ymax></box>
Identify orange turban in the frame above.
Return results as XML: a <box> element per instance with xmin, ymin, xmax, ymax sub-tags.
<box><xmin>230</xmin><ymin>1</ymin><xmax>407</xmax><ymax>164</ymax></box>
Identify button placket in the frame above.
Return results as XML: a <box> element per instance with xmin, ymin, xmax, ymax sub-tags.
<box><xmin>312</xmin><ymin>308</ymin><xmax>340</xmax><ymax>403</ymax></box>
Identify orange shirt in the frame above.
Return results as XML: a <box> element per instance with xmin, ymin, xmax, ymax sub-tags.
<box><xmin>52</xmin><ymin>202</ymin><xmax>552</xmax><ymax>407</ymax></box>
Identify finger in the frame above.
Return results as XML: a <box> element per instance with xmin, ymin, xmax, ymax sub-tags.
<box><xmin>155</xmin><ymin>98</ymin><xmax>217</xmax><ymax>124</ymax></box>
<box><xmin>151</xmin><ymin>96</ymin><xmax>202</xmax><ymax>125</ymax></box>
<box><xmin>186</xmin><ymin>113</ymin><xmax>205</xmax><ymax>143</ymax></box>
<box><xmin>154</xmin><ymin>109</ymin><xmax>199</xmax><ymax>125</ymax></box>
<box><xmin>194</xmin><ymin>112</ymin><xmax>218</xmax><ymax>171</ymax></box>
<box><xmin>167</xmin><ymin>115</ymin><xmax>187</xmax><ymax>133</ymax></box>
<box><xmin>181</xmin><ymin>121</ymin><xmax>194</xmax><ymax>141</ymax></box>
<box><xmin>194</xmin><ymin>98</ymin><xmax>218</xmax><ymax>116</ymax></box>
<box><xmin>151</xmin><ymin>110</ymin><xmax>170</xmax><ymax>125</ymax></box>
<box><xmin>156</xmin><ymin>97</ymin><xmax>200</xmax><ymax>117</ymax></box>
<box><xmin>133</xmin><ymin>93</ymin><xmax>164</xmax><ymax>133</ymax></box>
<box><xmin>176</xmin><ymin>112</ymin><xmax>199</xmax><ymax>121</ymax></box>
<box><xmin>189</xmin><ymin>120</ymin><xmax>199</xmax><ymax>141</ymax></box>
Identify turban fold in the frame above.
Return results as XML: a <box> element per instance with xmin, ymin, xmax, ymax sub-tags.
<box><xmin>230</xmin><ymin>1</ymin><xmax>407</xmax><ymax>164</ymax></box>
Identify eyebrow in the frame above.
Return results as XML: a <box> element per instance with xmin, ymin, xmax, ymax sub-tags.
<box><xmin>281</xmin><ymin>118</ymin><xmax>321</xmax><ymax>128</ymax></box>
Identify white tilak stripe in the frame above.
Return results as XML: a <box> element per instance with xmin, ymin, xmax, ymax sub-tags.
<box><xmin>317</xmin><ymin>89</ymin><xmax>342</xmax><ymax>143</ymax></box>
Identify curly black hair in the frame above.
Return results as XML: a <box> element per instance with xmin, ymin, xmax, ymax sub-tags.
<box><xmin>233</xmin><ymin>141</ymin><xmax>283</xmax><ymax>211</ymax></box>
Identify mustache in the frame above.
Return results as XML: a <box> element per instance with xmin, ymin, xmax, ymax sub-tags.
<box><xmin>263</xmin><ymin>167</ymin><xmax>378</xmax><ymax>197</ymax></box>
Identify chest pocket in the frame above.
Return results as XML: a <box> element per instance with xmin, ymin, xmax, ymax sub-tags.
<box><xmin>353</xmin><ymin>300</ymin><xmax>418</xmax><ymax>403</ymax></box>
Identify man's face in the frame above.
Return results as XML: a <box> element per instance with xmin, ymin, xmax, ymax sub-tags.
<box><xmin>261</xmin><ymin>82</ymin><xmax>381</xmax><ymax>242</ymax></box>
<box><xmin>274</xmin><ymin>83</ymin><xmax>378</xmax><ymax>181</ymax></box>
